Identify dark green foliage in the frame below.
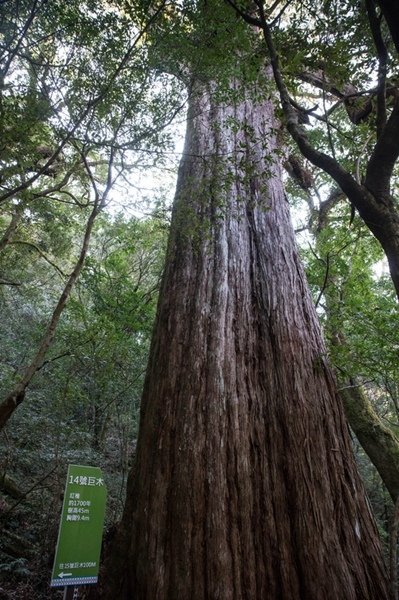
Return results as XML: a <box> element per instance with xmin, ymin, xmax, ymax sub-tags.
<box><xmin>0</xmin><ymin>213</ymin><xmax>166</xmax><ymax>598</ymax></box>
<box><xmin>0</xmin><ymin>2</ymin><xmax>175</xmax><ymax>595</ymax></box>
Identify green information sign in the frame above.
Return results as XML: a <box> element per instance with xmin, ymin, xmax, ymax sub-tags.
<box><xmin>51</xmin><ymin>464</ymin><xmax>107</xmax><ymax>588</ymax></box>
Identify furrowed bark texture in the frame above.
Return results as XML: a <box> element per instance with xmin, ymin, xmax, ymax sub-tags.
<box><xmin>101</xmin><ymin>79</ymin><xmax>389</xmax><ymax>599</ymax></box>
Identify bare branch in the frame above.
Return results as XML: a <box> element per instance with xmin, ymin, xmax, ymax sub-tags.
<box><xmin>9</xmin><ymin>240</ymin><xmax>67</xmax><ymax>277</ymax></box>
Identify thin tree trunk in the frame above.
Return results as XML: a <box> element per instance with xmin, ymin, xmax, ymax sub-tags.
<box><xmin>0</xmin><ymin>203</ymin><xmax>24</xmax><ymax>252</ymax></box>
<box><xmin>100</xmin><ymin>77</ymin><xmax>390</xmax><ymax>599</ymax></box>
<box><xmin>0</xmin><ymin>200</ymin><xmax>101</xmax><ymax>431</ymax></box>
<box><xmin>314</xmin><ymin>231</ymin><xmax>399</xmax><ymax>505</ymax></box>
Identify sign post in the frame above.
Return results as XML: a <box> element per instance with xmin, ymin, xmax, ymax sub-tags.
<box><xmin>63</xmin><ymin>586</ymin><xmax>79</xmax><ymax>599</ymax></box>
<box><xmin>51</xmin><ymin>464</ymin><xmax>107</xmax><ymax>594</ymax></box>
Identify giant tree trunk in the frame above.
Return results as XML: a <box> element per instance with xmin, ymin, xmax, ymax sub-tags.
<box><xmin>101</xmin><ymin>78</ymin><xmax>390</xmax><ymax>599</ymax></box>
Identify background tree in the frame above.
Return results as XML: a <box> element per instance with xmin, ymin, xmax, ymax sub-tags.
<box><xmin>0</xmin><ymin>0</ymin><xmax>184</xmax><ymax>428</ymax></box>
<box><xmin>0</xmin><ymin>211</ymin><xmax>166</xmax><ymax>597</ymax></box>
<box><xmin>0</xmin><ymin>1</ymin><xmax>177</xmax><ymax>595</ymax></box>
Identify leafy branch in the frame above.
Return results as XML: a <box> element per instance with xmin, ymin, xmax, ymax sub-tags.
<box><xmin>226</xmin><ymin>0</ymin><xmax>399</xmax><ymax>300</ymax></box>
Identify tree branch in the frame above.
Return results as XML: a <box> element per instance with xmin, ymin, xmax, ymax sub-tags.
<box><xmin>0</xmin><ymin>172</ymin><xmax>110</xmax><ymax>430</ymax></box>
<box><xmin>315</xmin><ymin>252</ymin><xmax>330</xmax><ymax>308</ymax></box>
<box><xmin>377</xmin><ymin>0</ymin><xmax>399</xmax><ymax>55</ymax></box>
<box><xmin>9</xmin><ymin>240</ymin><xmax>67</xmax><ymax>277</ymax></box>
<box><xmin>224</xmin><ymin>0</ymin><xmax>262</xmax><ymax>27</ymax></box>
<box><xmin>365</xmin><ymin>0</ymin><xmax>388</xmax><ymax>138</ymax></box>
<box><xmin>0</xmin><ymin>203</ymin><xmax>24</xmax><ymax>252</ymax></box>
<box><xmin>0</xmin><ymin>0</ymin><xmax>44</xmax><ymax>80</ymax></box>
<box><xmin>365</xmin><ymin>100</ymin><xmax>399</xmax><ymax>197</ymax></box>
<box><xmin>253</xmin><ymin>2</ymin><xmax>367</xmax><ymax>208</ymax></box>
<box><xmin>0</xmin><ymin>278</ymin><xmax>21</xmax><ymax>286</ymax></box>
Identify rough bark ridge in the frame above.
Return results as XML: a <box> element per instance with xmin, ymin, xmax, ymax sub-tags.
<box><xmin>101</xmin><ymin>79</ymin><xmax>389</xmax><ymax>599</ymax></box>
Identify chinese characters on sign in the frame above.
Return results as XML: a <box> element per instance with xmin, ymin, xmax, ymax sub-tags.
<box><xmin>68</xmin><ymin>475</ymin><xmax>105</xmax><ymax>486</ymax></box>
<box><xmin>50</xmin><ymin>465</ymin><xmax>107</xmax><ymax>588</ymax></box>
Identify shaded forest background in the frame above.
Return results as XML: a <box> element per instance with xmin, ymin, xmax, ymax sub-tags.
<box><xmin>1</xmin><ymin>0</ymin><xmax>399</xmax><ymax>598</ymax></box>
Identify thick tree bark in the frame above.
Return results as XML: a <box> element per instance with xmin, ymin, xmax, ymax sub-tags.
<box><xmin>100</xmin><ymin>78</ymin><xmax>390</xmax><ymax>599</ymax></box>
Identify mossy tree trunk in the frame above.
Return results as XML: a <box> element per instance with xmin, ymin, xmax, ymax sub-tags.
<box><xmin>342</xmin><ymin>383</ymin><xmax>399</xmax><ymax>502</ymax></box>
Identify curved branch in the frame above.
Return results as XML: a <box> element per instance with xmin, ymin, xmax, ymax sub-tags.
<box><xmin>317</xmin><ymin>188</ymin><xmax>344</xmax><ymax>232</ymax></box>
<box><xmin>224</xmin><ymin>0</ymin><xmax>262</xmax><ymax>27</ymax></box>
<box><xmin>253</xmin><ymin>3</ymin><xmax>369</xmax><ymax>210</ymax></box>
<box><xmin>9</xmin><ymin>240</ymin><xmax>67</xmax><ymax>277</ymax></box>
